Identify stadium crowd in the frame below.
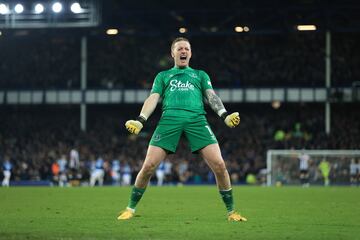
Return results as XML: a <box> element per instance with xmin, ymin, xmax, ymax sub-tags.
<box><xmin>0</xmin><ymin>33</ymin><xmax>359</xmax><ymax>89</ymax></box>
<box><xmin>0</xmin><ymin>104</ymin><xmax>359</xmax><ymax>186</ymax></box>
<box><xmin>0</xmin><ymin>36</ymin><xmax>80</xmax><ymax>89</ymax></box>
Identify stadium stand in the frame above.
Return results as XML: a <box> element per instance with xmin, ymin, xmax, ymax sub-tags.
<box><xmin>0</xmin><ymin>36</ymin><xmax>80</xmax><ymax>89</ymax></box>
<box><xmin>1</xmin><ymin>33</ymin><xmax>359</xmax><ymax>89</ymax></box>
<box><xmin>0</xmin><ymin>103</ymin><xmax>359</xmax><ymax>184</ymax></box>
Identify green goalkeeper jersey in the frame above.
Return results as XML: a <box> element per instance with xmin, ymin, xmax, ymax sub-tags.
<box><xmin>151</xmin><ymin>66</ymin><xmax>214</xmax><ymax>117</ymax></box>
<box><xmin>319</xmin><ymin>160</ymin><xmax>330</xmax><ymax>174</ymax></box>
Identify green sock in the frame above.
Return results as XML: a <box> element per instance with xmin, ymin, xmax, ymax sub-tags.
<box><xmin>128</xmin><ymin>187</ymin><xmax>146</xmax><ymax>210</ymax></box>
<box><xmin>219</xmin><ymin>188</ymin><xmax>234</xmax><ymax>213</ymax></box>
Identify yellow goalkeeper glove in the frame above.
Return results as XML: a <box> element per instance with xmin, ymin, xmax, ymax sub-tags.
<box><xmin>125</xmin><ymin>116</ymin><xmax>146</xmax><ymax>134</ymax></box>
<box><xmin>222</xmin><ymin>112</ymin><xmax>240</xmax><ymax>128</ymax></box>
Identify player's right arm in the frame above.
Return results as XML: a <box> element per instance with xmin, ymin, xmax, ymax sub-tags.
<box><xmin>125</xmin><ymin>93</ymin><xmax>160</xmax><ymax>135</ymax></box>
<box><xmin>125</xmin><ymin>72</ymin><xmax>164</xmax><ymax>135</ymax></box>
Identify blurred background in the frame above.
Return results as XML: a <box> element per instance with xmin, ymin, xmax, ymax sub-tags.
<box><xmin>0</xmin><ymin>0</ymin><xmax>359</xmax><ymax>187</ymax></box>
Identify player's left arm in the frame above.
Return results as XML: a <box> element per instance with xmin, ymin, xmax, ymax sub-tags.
<box><xmin>205</xmin><ymin>89</ymin><xmax>240</xmax><ymax>128</ymax></box>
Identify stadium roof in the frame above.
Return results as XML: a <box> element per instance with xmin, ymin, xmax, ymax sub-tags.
<box><xmin>101</xmin><ymin>0</ymin><xmax>360</xmax><ymax>35</ymax></box>
<box><xmin>1</xmin><ymin>0</ymin><xmax>359</xmax><ymax>36</ymax></box>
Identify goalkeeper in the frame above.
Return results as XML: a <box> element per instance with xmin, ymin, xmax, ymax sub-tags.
<box><xmin>118</xmin><ymin>37</ymin><xmax>247</xmax><ymax>222</ymax></box>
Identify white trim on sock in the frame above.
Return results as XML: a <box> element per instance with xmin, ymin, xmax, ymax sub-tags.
<box><xmin>126</xmin><ymin>207</ymin><xmax>135</xmax><ymax>213</ymax></box>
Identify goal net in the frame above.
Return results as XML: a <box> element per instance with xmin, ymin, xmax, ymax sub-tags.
<box><xmin>266</xmin><ymin>150</ymin><xmax>360</xmax><ymax>186</ymax></box>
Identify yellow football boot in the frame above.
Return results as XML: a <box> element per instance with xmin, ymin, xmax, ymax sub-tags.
<box><xmin>117</xmin><ymin>208</ymin><xmax>135</xmax><ymax>220</ymax></box>
<box><xmin>228</xmin><ymin>211</ymin><xmax>247</xmax><ymax>222</ymax></box>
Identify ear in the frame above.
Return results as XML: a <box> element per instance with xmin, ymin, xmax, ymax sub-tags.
<box><xmin>171</xmin><ymin>50</ymin><xmax>175</xmax><ymax>58</ymax></box>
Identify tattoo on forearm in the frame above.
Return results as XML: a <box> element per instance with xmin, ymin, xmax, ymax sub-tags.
<box><xmin>206</xmin><ymin>91</ymin><xmax>225</xmax><ymax>114</ymax></box>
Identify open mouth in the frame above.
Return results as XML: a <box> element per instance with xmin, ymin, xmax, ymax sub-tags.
<box><xmin>180</xmin><ymin>56</ymin><xmax>187</xmax><ymax>60</ymax></box>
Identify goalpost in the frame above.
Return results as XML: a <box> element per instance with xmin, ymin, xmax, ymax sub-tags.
<box><xmin>266</xmin><ymin>150</ymin><xmax>360</xmax><ymax>186</ymax></box>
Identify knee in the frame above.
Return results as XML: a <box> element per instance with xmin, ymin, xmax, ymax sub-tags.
<box><xmin>212</xmin><ymin>161</ymin><xmax>227</xmax><ymax>175</ymax></box>
<box><xmin>142</xmin><ymin>161</ymin><xmax>157</xmax><ymax>175</ymax></box>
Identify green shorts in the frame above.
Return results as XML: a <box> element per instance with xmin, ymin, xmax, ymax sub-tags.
<box><xmin>149</xmin><ymin>115</ymin><xmax>218</xmax><ymax>153</ymax></box>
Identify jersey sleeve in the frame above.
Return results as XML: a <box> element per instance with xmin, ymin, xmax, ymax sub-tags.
<box><xmin>150</xmin><ymin>72</ymin><xmax>164</xmax><ymax>96</ymax></box>
<box><xmin>200</xmin><ymin>70</ymin><xmax>214</xmax><ymax>93</ymax></box>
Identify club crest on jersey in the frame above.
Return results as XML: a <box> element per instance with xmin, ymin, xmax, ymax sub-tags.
<box><xmin>170</xmin><ymin>79</ymin><xmax>194</xmax><ymax>91</ymax></box>
<box><xmin>153</xmin><ymin>134</ymin><xmax>161</xmax><ymax>142</ymax></box>
<box><xmin>188</xmin><ymin>73</ymin><xmax>199</xmax><ymax>79</ymax></box>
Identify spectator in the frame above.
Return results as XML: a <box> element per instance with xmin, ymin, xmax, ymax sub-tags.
<box><xmin>2</xmin><ymin>156</ymin><xmax>12</xmax><ymax>187</ymax></box>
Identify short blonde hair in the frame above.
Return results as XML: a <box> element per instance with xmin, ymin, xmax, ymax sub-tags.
<box><xmin>171</xmin><ymin>37</ymin><xmax>190</xmax><ymax>51</ymax></box>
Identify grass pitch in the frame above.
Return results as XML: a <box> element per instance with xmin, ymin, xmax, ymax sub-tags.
<box><xmin>0</xmin><ymin>186</ymin><xmax>359</xmax><ymax>240</ymax></box>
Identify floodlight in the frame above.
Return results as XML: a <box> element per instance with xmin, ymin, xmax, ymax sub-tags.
<box><xmin>272</xmin><ymin>100</ymin><xmax>281</xmax><ymax>109</ymax></box>
<box><xmin>297</xmin><ymin>25</ymin><xmax>317</xmax><ymax>31</ymax></box>
<box><xmin>70</xmin><ymin>2</ymin><xmax>82</xmax><ymax>13</ymax></box>
<box><xmin>0</xmin><ymin>0</ymin><xmax>99</xmax><ymax>28</ymax></box>
<box><xmin>34</xmin><ymin>3</ymin><xmax>44</xmax><ymax>14</ymax></box>
<box><xmin>106</xmin><ymin>28</ymin><xmax>118</xmax><ymax>35</ymax></box>
<box><xmin>179</xmin><ymin>27</ymin><xmax>187</xmax><ymax>33</ymax></box>
<box><xmin>14</xmin><ymin>3</ymin><xmax>24</xmax><ymax>13</ymax></box>
<box><xmin>0</xmin><ymin>3</ymin><xmax>9</xmax><ymax>14</ymax></box>
<box><xmin>52</xmin><ymin>2</ymin><xmax>62</xmax><ymax>13</ymax></box>
<box><xmin>235</xmin><ymin>26</ymin><xmax>243</xmax><ymax>32</ymax></box>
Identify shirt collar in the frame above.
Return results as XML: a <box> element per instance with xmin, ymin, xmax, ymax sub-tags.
<box><xmin>172</xmin><ymin>66</ymin><xmax>191</xmax><ymax>70</ymax></box>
